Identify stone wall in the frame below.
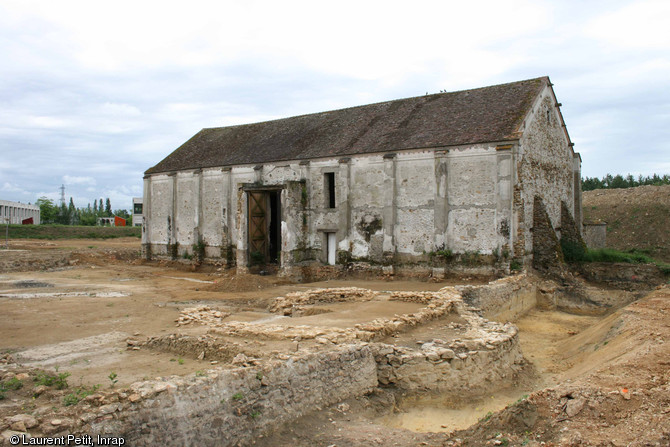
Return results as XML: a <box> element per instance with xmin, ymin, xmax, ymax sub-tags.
<box><xmin>532</xmin><ymin>196</ymin><xmax>564</xmax><ymax>272</ymax></box>
<box><xmin>458</xmin><ymin>274</ymin><xmax>537</xmax><ymax>322</ymax></box>
<box><xmin>375</xmin><ymin>323</ymin><xmax>523</xmax><ymax>393</ymax></box>
<box><xmin>516</xmin><ymin>86</ymin><xmax>577</xmax><ymax>263</ymax></box>
<box><xmin>143</xmin><ymin>144</ymin><xmax>516</xmax><ymax>269</ymax></box>
<box><xmin>583</xmin><ymin>223</ymin><xmax>606</xmax><ymax>249</ymax></box>
<box><xmin>90</xmin><ymin>345</ymin><xmax>378</xmax><ymax>447</ymax></box>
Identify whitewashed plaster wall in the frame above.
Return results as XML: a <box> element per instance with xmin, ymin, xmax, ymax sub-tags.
<box><xmin>143</xmin><ymin>142</ymin><xmax>542</xmax><ymax>266</ymax></box>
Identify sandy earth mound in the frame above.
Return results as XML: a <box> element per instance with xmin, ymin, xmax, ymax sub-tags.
<box><xmin>583</xmin><ymin>185</ymin><xmax>670</xmax><ymax>262</ymax></box>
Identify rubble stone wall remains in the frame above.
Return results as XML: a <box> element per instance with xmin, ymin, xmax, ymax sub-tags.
<box><xmin>3</xmin><ymin>283</ymin><xmax>530</xmax><ymax>446</ymax></box>
<box><xmin>458</xmin><ymin>274</ymin><xmax>538</xmax><ymax>322</ymax></box>
<box><xmin>92</xmin><ymin>323</ymin><xmax>523</xmax><ymax>446</ymax></box>
<box><xmin>375</xmin><ymin>319</ymin><xmax>523</xmax><ymax>393</ymax></box>
<box><xmin>89</xmin><ymin>345</ymin><xmax>378</xmax><ymax>447</ymax></box>
<box><xmin>270</xmin><ymin>287</ymin><xmax>379</xmax><ymax>315</ymax></box>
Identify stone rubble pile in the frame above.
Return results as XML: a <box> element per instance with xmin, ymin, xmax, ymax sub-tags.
<box><xmin>209</xmin><ymin>323</ymin><xmax>352</xmax><ymax>343</ymax></box>
<box><xmin>389</xmin><ymin>291</ymin><xmax>441</xmax><ymax>304</ymax></box>
<box><xmin>141</xmin><ymin>333</ymin><xmax>247</xmax><ymax>362</ymax></box>
<box><xmin>270</xmin><ymin>287</ymin><xmax>379</xmax><ymax>315</ymax></box>
<box><xmin>176</xmin><ymin>305</ymin><xmax>231</xmax><ymax>327</ymax></box>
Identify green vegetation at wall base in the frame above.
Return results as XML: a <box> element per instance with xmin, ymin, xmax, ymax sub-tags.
<box><xmin>563</xmin><ymin>244</ymin><xmax>670</xmax><ymax>274</ymax></box>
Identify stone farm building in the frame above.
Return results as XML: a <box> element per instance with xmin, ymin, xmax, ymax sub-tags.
<box><xmin>143</xmin><ymin>77</ymin><xmax>582</xmax><ymax>275</ymax></box>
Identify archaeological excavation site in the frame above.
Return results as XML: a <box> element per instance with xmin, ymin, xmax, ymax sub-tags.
<box><xmin>1</xmin><ymin>231</ymin><xmax>668</xmax><ymax>446</ymax></box>
<box><xmin>1</xmin><ymin>78</ymin><xmax>669</xmax><ymax>446</ymax></box>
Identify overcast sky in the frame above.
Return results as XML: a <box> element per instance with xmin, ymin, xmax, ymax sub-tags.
<box><xmin>1</xmin><ymin>0</ymin><xmax>668</xmax><ymax>209</ymax></box>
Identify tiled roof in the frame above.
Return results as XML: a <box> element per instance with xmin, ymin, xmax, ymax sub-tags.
<box><xmin>146</xmin><ymin>77</ymin><xmax>548</xmax><ymax>174</ymax></box>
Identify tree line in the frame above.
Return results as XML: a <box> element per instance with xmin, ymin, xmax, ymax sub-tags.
<box><xmin>36</xmin><ymin>197</ymin><xmax>131</xmax><ymax>225</ymax></box>
<box><xmin>582</xmin><ymin>173</ymin><xmax>670</xmax><ymax>191</ymax></box>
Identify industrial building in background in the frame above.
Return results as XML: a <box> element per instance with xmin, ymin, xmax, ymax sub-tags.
<box><xmin>142</xmin><ymin>77</ymin><xmax>583</xmax><ymax>275</ymax></box>
<box><xmin>0</xmin><ymin>199</ymin><xmax>41</xmax><ymax>225</ymax></box>
<box><xmin>132</xmin><ymin>198</ymin><xmax>143</xmax><ymax>227</ymax></box>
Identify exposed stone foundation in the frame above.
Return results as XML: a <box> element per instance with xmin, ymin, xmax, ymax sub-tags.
<box><xmin>2</xmin><ymin>278</ymin><xmax>539</xmax><ymax>447</ymax></box>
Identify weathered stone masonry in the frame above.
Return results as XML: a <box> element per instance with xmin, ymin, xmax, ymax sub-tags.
<box><xmin>143</xmin><ymin>77</ymin><xmax>582</xmax><ymax>272</ymax></box>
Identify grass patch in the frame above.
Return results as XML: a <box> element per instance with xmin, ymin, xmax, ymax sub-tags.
<box><xmin>4</xmin><ymin>224</ymin><xmax>140</xmax><ymax>240</ymax></box>
<box><xmin>0</xmin><ymin>377</ymin><xmax>24</xmax><ymax>399</ymax></box>
<box><xmin>63</xmin><ymin>384</ymin><xmax>100</xmax><ymax>406</ymax></box>
<box><xmin>2</xmin><ymin>377</ymin><xmax>24</xmax><ymax>391</ymax></box>
<box><xmin>34</xmin><ymin>371</ymin><xmax>71</xmax><ymax>390</ymax></box>
<box><xmin>510</xmin><ymin>259</ymin><xmax>523</xmax><ymax>271</ymax></box>
<box><xmin>564</xmin><ymin>245</ymin><xmax>670</xmax><ymax>274</ymax></box>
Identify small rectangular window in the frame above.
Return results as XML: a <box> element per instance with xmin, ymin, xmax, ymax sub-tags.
<box><xmin>325</xmin><ymin>172</ymin><xmax>336</xmax><ymax>208</ymax></box>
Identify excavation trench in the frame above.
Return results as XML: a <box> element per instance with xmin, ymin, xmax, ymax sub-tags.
<box><xmin>60</xmin><ymin>280</ymin><xmax>532</xmax><ymax>446</ymax></box>
<box><xmin>3</xmin><ymin>273</ymin><xmax>628</xmax><ymax>446</ymax></box>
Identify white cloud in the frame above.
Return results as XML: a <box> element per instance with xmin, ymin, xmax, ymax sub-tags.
<box><xmin>63</xmin><ymin>175</ymin><xmax>96</xmax><ymax>186</ymax></box>
<box><xmin>587</xmin><ymin>0</ymin><xmax>670</xmax><ymax>50</ymax></box>
<box><xmin>26</xmin><ymin>115</ymin><xmax>71</xmax><ymax>129</ymax></box>
<box><xmin>2</xmin><ymin>182</ymin><xmax>28</xmax><ymax>193</ymax></box>
<box><xmin>100</xmin><ymin>103</ymin><xmax>141</xmax><ymax>117</ymax></box>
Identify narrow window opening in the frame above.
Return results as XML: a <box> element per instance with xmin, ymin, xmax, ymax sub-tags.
<box><xmin>325</xmin><ymin>172</ymin><xmax>336</xmax><ymax>208</ymax></box>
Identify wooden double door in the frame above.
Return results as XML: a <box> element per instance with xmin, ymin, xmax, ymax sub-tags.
<box><xmin>247</xmin><ymin>190</ymin><xmax>281</xmax><ymax>265</ymax></box>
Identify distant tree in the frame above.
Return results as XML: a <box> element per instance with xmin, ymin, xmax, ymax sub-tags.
<box><xmin>56</xmin><ymin>202</ymin><xmax>69</xmax><ymax>225</ymax></box>
<box><xmin>79</xmin><ymin>207</ymin><xmax>96</xmax><ymax>226</ymax></box>
<box><xmin>93</xmin><ymin>200</ymin><xmax>98</xmax><ymax>213</ymax></box>
<box><xmin>582</xmin><ymin>173</ymin><xmax>670</xmax><ymax>191</ymax></box>
<box><xmin>36</xmin><ymin>197</ymin><xmax>58</xmax><ymax>223</ymax></box>
<box><xmin>105</xmin><ymin>198</ymin><xmax>112</xmax><ymax>216</ymax></box>
<box><xmin>610</xmin><ymin>174</ymin><xmax>626</xmax><ymax>189</ymax></box>
<box><xmin>68</xmin><ymin>197</ymin><xmax>78</xmax><ymax>225</ymax></box>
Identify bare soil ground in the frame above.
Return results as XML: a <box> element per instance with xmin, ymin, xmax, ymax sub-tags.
<box><xmin>0</xmin><ymin>238</ymin><xmax>475</xmax><ymax>391</ymax></box>
<box><xmin>1</xmin><ymin>238</ymin><xmax>668</xmax><ymax>446</ymax></box>
<box><xmin>583</xmin><ymin>185</ymin><xmax>670</xmax><ymax>261</ymax></box>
